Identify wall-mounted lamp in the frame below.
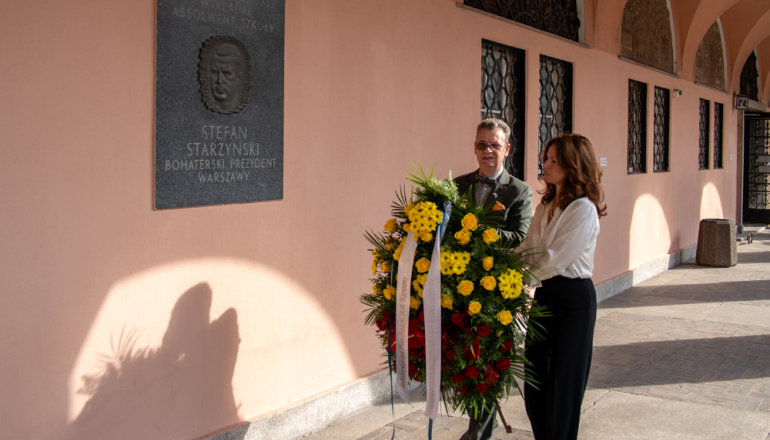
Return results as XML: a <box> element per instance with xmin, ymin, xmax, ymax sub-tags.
<box><xmin>673</xmin><ymin>89</ymin><xmax>683</xmax><ymax>97</ymax></box>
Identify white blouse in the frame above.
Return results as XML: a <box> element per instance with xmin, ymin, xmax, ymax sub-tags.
<box><xmin>521</xmin><ymin>197</ymin><xmax>600</xmax><ymax>287</ymax></box>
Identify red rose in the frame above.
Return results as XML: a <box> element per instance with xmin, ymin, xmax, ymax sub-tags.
<box><xmin>408</xmin><ymin>362</ymin><xmax>418</xmax><ymax>376</ymax></box>
<box><xmin>499</xmin><ymin>339</ymin><xmax>513</xmax><ymax>353</ymax></box>
<box><xmin>451</xmin><ymin>373</ymin><xmax>466</xmax><ymax>383</ymax></box>
<box><xmin>477</xmin><ymin>325</ymin><xmax>490</xmax><ymax>337</ymax></box>
<box><xmin>496</xmin><ymin>358</ymin><xmax>511</xmax><ymax>371</ymax></box>
<box><xmin>458</xmin><ymin>385</ymin><xmax>468</xmax><ymax>395</ymax></box>
<box><xmin>475</xmin><ymin>383</ymin><xmax>488</xmax><ymax>394</ymax></box>
<box><xmin>451</xmin><ymin>313</ymin><xmax>464</xmax><ymax>325</ymax></box>
<box><xmin>381</xmin><ymin>310</ymin><xmax>391</xmax><ymax>321</ymax></box>
<box><xmin>444</xmin><ymin>349</ymin><xmax>456</xmax><ymax>360</ymax></box>
<box><xmin>419</xmin><ymin>310</ymin><xmax>425</xmax><ymax>323</ymax></box>
<box><xmin>376</xmin><ymin>319</ymin><xmax>387</xmax><ymax>331</ymax></box>
<box><xmin>465</xmin><ymin>366</ymin><xmax>479</xmax><ymax>379</ymax></box>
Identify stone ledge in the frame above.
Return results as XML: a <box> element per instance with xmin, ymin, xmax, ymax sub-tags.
<box><xmin>205</xmin><ymin>370</ymin><xmax>392</xmax><ymax>440</ymax></box>
<box><xmin>594</xmin><ymin>244</ymin><xmax>696</xmax><ymax>303</ymax></box>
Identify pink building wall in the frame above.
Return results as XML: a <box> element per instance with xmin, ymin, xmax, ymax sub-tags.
<box><xmin>0</xmin><ymin>0</ymin><xmax>745</xmax><ymax>439</ymax></box>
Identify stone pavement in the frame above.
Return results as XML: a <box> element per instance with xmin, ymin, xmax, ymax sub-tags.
<box><xmin>305</xmin><ymin>226</ymin><xmax>770</xmax><ymax>440</ymax></box>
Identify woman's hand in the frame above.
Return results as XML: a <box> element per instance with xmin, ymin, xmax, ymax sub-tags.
<box><xmin>523</xmin><ymin>285</ymin><xmax>536</xmax><ymax>298</ymax></box>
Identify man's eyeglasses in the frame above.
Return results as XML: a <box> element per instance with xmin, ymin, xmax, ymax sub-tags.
<box><xmin>475</xmin><ymin>141</ymin><xmax>504</xmax><ymax>151</ymax></box>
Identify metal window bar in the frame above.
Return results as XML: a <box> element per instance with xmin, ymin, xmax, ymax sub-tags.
<box><xmin>628</xmin><ymin>79</ymin><xmax>647</xmax><ymax>174</ymax></box>
<box><xmin>481</xmin><ymin>40</ymin><xmax>526</xmax><ymax>179</ymax></box>
<box><xmin>699</xmin><ymin>99</ymin><xmax>710</xmax><ymax>170</ymax></box>
<box><xmin>653</xmin><ymin>86</ymin><xmax>670</xmax><ymax>172</ymax></box>
<box><xmin>463</xmin><ymin>0</ymin><xmax>581</xmax><ymax>42</ymax></box>
<box><xmin>713</xmin><ymin>102</ymin><xmax>723</xmax><ymax>169</ymax></box>
<box><xmin>538</xmin><ymin>55</ymin><xmax>573</xmax><ymax>176</ymax></box>
<box><xmin>746</xmin><ymin>119</ymin><xmax>770</xmax><ymax>209</ymax></box>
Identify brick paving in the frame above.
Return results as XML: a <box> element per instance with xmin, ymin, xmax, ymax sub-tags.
<box><xmin>309</xmin><ymin>227</ymin><xmax>770</xmax><ymax>440</ymax></box>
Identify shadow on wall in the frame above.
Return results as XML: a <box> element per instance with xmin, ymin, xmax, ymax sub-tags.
<box><xmin>60</xmin><ymin>283</ymin><xmax>241</xmax><ymax>440</ymax></box>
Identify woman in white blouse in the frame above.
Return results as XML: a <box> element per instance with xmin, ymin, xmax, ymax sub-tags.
<box><xmin>522</xmin><ymin>134</ymin><xmax>606</xmax><ymax>440</ymax></box>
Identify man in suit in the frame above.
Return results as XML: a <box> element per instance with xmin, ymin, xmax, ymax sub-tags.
<box><xmin>455</xmin><ymin>118</ymin><xmax>533</xmax><ymax>440</ymax></box>
<box><xmin>455</xmin><ymin>118</ymin><xmax>533</xmax><ymax>247</ymax></box>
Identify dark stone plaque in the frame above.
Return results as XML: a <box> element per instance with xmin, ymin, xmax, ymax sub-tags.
<box><xmin>155</xmin><ymin>0</ymin><xmax>284</xmax><ymax>209</ymax></box>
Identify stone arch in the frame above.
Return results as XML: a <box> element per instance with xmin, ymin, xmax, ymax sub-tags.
<box><xmin>695</xmin><ymin>20</ymin><xmax>726</xmax><ymax>91</ymax></box>
<box><xmin>729</xmin><ymin>9</ymin><xmax>770</xmax><ymax>93</ymax></box>
<box><xmin>680</xmin><ymin>0</ymin><xmax>743</xmax><ymax>81</ymax></box>
<box><xmin>620</xmin><ymin>0</ymin><xmax>676</xmax><ymax>73</ymax></box>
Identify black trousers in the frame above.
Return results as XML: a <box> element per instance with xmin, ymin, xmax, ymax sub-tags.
<box><xmin>459</xmin><ymin>405</ymin><xmax>497</xmax><ymax>440</ymax></box>
<box><xmin>524</xmin><ymin>276</ymin><xmax>597</xmax><ymax>440</ymax></box>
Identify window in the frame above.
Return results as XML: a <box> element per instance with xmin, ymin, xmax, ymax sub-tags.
<box><xmin>481</xmin><ymin>40</ymin><xmax>526</xmax><ymax>178</ymax></box>
<box><xmin>628</xmin><ymin>80</ymin><xmax>647</xmax><ymax>174</ymax></box>
<box><xmin>713</xmin><ymin>102</ymin><xmax>723</xmax><ymax>169</ymax></box>
<box><xmin>538</xmin><ymin>55</ymin><xmax>573</xmax><ymax>176</ymax></box>
<box><xmin>464</xmin><ymin>0</ymin><xmax>580</xmax><ymax>42</ymax></box>
<box><xmin>653</xmin><ymin>87</ymin><xmax>670</xmax><ymax>172</ymax></box>
<box><xmin>699</xmin><ymin>99</ymin><xmax>710</xmax><ymax>170</ymax></box>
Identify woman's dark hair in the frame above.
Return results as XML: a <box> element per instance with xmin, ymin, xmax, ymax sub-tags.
<box><xmin>540</xmin><ymin>134</ymin><xmax>607</xmax><ymax>218</ymax></box>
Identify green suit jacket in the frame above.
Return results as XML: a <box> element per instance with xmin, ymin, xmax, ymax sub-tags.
<box><xmin>454</xmin><ymin>169</ymin><xmax>533</xmax><ymax>247</ymax></box>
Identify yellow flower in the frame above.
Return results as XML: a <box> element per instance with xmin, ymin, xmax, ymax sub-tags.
<box><xmin>481</xmin><ymin>276</ymin><xmax>497</xmax><ymax>291</ymax></box>
<box><xmin>482</xmin><ymin>256</ymin><xmax>494</xmax><ymax>271</ymax></box>
<box><xmin>497</xmin><ymin>310</ymin><xmax>513</xmax><ymax>325</ymax></box>
<box><xmin>416</xmin><ymin>273</ymin><xmax>428</xmax><ymax>286</ymax></box>
<box><xmin>468</xmin><ymin>301</ymin><xmax>482</xmax><ymax>315</ymax></box>
<box><xmin>418</xmin><ymin>230</ymin><xmax>433</xmax><ymax>243</ymax></box>
<box><xmin>372</xmin><ymin>258</ymin><xmax>378</xmax><ymax>276</ymax></box>
<box><xmin>454</xmin><ymin>228</ymin><xmax>471</xmax><ymax>245</ymax></box>
<box><xmin>384</xmin><ymin>218</ymin><xmax>398</xmax><ymax>233</ymax></box>
<box><xmin>386</xmin><ymin>241</ymin><xmax>397</xmax><ymax>251</ymax></box>
<box><xmin>382</xmin><ymin>261</ymin><xmax>391</xmax><ymax>272</ymax></box>
<box><xmin>412</xmin><ymin>279</ymin><xmax>423</xmax><ymax>297</ymax></box>
<box><xmin>372</xmin><ymin>284</ymin><xmax>380</xmax><ymax>294</ymax></box>
<box><xmin>457</xmin><ymin>280</ymin><xmax>474</xmax><ymax>296</ymax></box>
<box><xmin>441</xmin><ymin>294</ymin><xmax>454</xmax><ymax>309</ymax></box>
<box><xmin>415</xmin><ymin>257</ymin><xmax>431</xmax><ymax>273</ymax></box>
<box><xmin>410</xmin><ymin>296</ymin><xmax>422</xmax><ymax>310</ymax></box>
<box><xmin>498</xmin><ymin>268</ymin><xmax>523</xmax><ymax>299</ymax></box>
<box><xmin>393</xmin><ymin>239</ymin><xmax>405</xmax><ymax>261</ymax></box>
<box><xmin>461</xmin><ymin>213</ymin><xmax>479</xmax><ymax>231</ymax></box>
<box><xmin>482</xmin><ymin>228</ymin><xmax>499</xmax><ymax>244</ymax></box>
<box><xmin>407</xmin><ymin>201</ymin><xmax>443</xmax><ymax>234</ymax></box>
<box><xmin>404</xmin><ymin>203</ymin><xmax>416</xmax><ymax>215</ymax></box>
<box><xmin>383</xmin><ymin>284</ymin><xmax>396</xmax><ymax>300</ymax></box>
<box><xmin>403</xmin><ymin>223</ymin><xmax>411</xmax><ymax>233</ymax></box>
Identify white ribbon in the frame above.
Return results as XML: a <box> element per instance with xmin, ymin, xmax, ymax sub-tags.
<box><xmin>395</xmin><ymin>230</ymin><xmax>417</xmax><ymax>403</ymax></box>
<box><xmin>422</xmin><ymin>202</ymin><xmax>450</xmax><ymax>420</ymax></box>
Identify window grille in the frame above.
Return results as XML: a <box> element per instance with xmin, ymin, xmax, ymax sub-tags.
<box><xmin>481</xmin><ymin>40</ymin><xmax>526</xmax><ymax>178</ymax></box>
<box><xmin>746</xmin><ymin>119</ymin><xmax>770</xmax><ymax>210</ymax></box>
<box><xmin>538</xmin><ymin>55</ymin><xmax>573</xmax><ymax>176</ymax></box>
<box><xmin>699</xmin><ymin>99</ymin><xmax>710</xmax><ymax>170</ymax></box>
<box><xmin>628</xmin><ymin>80</ymin><xmax>647</xmax><ymax>174</ymax></box>
<box><xmin>464</xmin><ymin>0</ymin><xmax>580</xmax><ymax>42</ymax></box>
<box><xmin>740</xmin><ymin>52</ymin><xmax>759</xmax><ymax>101</ymax></box>
<box><xmin>713</xmin><ymin>102</ymin><xmax>723</xmax><ymax>169</ymax></box>
<box><xmin>653</xmin><ymin>86</ymin><xmax>669</xmax><ymax>172</ymax></box>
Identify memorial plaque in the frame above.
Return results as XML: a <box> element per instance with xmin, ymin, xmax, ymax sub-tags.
<box><xmin>155</xmin><ymin>0</ymin><xmax>284</xmax><ymax>209</ymax></box>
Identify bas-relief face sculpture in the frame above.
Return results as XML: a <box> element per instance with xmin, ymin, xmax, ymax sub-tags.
<box><xmin>199</xmin><ymin>36</ymin><xmax>252</xmax><ymax>115</ymax></box>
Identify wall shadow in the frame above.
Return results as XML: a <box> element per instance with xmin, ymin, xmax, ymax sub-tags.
<box><xmin>60</xmin><ymin>283</ymin><xmax>240</xmax><ymax>440</ymax></box>
<box><xmin>589</xmin><ymin>334</ymin><xmax>770</xmax><ymax>389</ymax></box>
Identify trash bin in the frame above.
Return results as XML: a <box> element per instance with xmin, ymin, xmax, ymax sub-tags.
<box><xmin>696</xmin><ymin>219</ymin><xmax>737</xmax><ymax>267</ymax></box>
